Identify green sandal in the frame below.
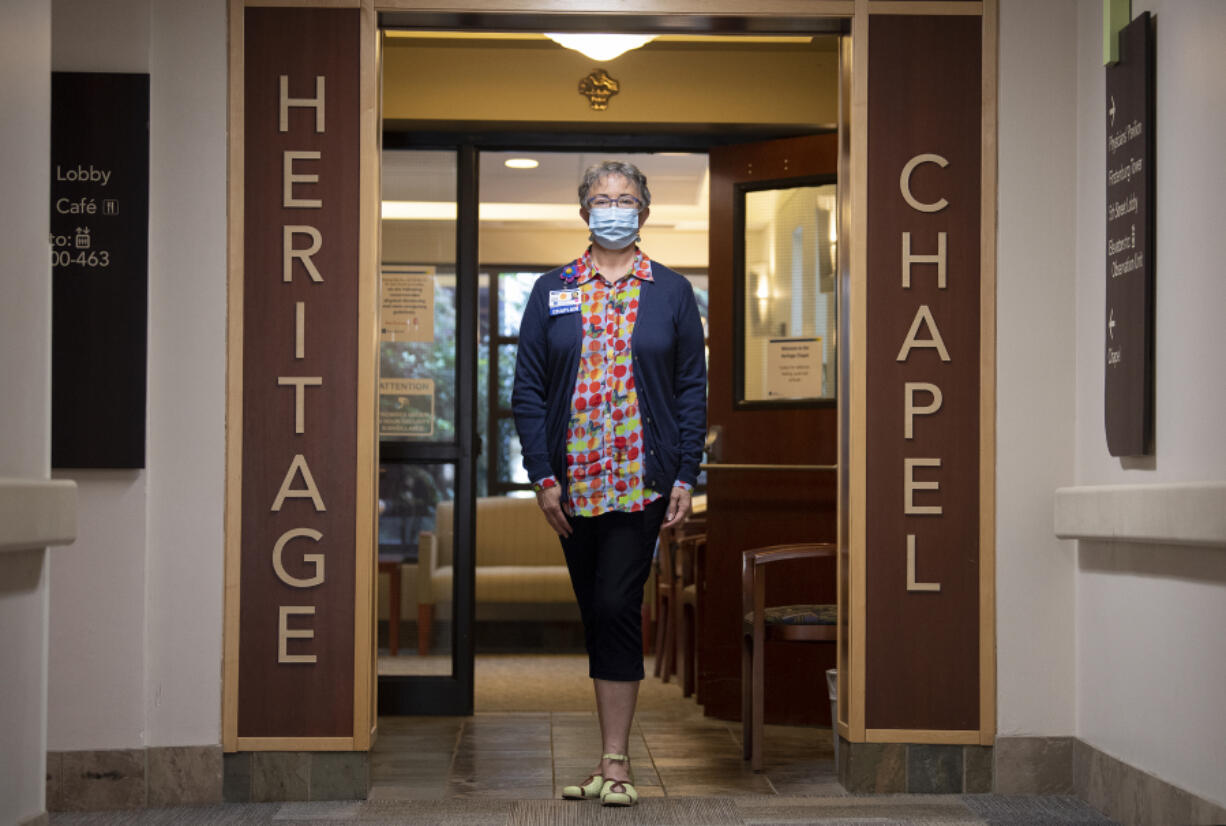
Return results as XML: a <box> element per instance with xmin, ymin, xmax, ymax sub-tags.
<box><xmin>561</xmin><ymin>772</ymin><xmax>603</xmax><ymax>800</ymax></box>
<box><xmin>599</xmin><ymin>753</ymin><xmax>638</xmax><ymax>807</ymax></box>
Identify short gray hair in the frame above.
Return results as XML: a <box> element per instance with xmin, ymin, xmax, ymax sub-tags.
<box><xmin>577</xmin><ymin>160</ymin><xmax>651</xmax><ymax>208</ymax></box>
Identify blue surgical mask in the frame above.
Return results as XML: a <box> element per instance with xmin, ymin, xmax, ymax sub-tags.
<box><xmin>587</xmin><ymin>206</ymin><xmax>640</xmax><ymax>250</ymax></box>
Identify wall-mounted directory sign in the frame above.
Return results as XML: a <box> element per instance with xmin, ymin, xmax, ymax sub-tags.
<box><xmin>1104</xmin><ymin>12</ymin><xmax>1155</xmax><ymax>457</ymax></box>
<box><xmin>50</xmin><ymin>72</ymin><xmax>149</xmax><ymax>468</ymax></box>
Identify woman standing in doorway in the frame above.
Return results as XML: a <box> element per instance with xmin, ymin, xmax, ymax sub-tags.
<box><xmin>513</xmin><ymin>160</ymin><xmax>707</xmax><ymax>807</ymax></box>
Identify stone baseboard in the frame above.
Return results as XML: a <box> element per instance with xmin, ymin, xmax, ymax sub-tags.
<box><xmin>837</xmin><ymin>739</ymin><xmax>994</xmax><ymax>794</ymax></box>
<box><xmin>989</xmin><ymin>736</ymin><xmax>1226</xmax><ymax>825</ymax></box>
<box><xmin>1073</xmin><ymin>740</ymin><xmax>1226</xmax><ymax>826</ymax></box>
<box><xmin>992</xmin><ymin>736</ymin><xmax>1076</xmax><ymax>794</ymax></box>
<box><xmin>48</xmin><ymin>745</ymin><xmax>371</xmax><ymax>810</ymax></box>
<box><xmin>223</xmin><ymin>751</ymin><xmax>371</xmax><ymax>803</ymax></box>
<box><xmin>47</xmin><ymin>745</ymin><xmax>223</xmax><ymax>811</ymax></box>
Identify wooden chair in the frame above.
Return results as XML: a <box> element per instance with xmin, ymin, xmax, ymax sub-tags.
<box><xmin>675</xmin><ymin>533</ymin><xmax>706</xmax><ymax>697</ymax></box>
<box><xmin>741</xmin><ymin>543</ymin><xmax>837</xmax><ymax>771</ymax></box>
<box><xmin>652</xmin><ymin>524</ymin><xmax>678</xmax><ymax>680</ymax></box>
<box><xmin>377</xmin><ymin>555</ymin><xmax>402</xmax><ymax>656</ymax></box>
<box><xmin>653</xmin><ymin>516</ymin><xmax>707</xmax><ymax>683</ymax></box>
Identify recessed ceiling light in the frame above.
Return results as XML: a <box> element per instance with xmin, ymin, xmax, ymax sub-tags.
<box><xmin>545</xmin><ymin>33</ymin><xmax>656</xmax><ymax>62</ymax></box>
<box><xmin>505</xmin><ymin>158</ymin><xmax>539</xmax><ymax>169</ymax></box>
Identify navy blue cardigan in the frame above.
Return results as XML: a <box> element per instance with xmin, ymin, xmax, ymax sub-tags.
<box><xmin>511</xmin><ymin>259</ymin><xmax>707</xmax><ymax>500</ymax></box>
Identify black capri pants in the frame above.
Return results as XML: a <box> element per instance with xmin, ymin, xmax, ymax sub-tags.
<box><xmin>559</xmin><ymin>496</ymin><xmax>669</xmax><ymax>682</ymax></box>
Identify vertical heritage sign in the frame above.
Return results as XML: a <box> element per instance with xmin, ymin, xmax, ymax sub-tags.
<box><xmin>235</xmin><ymin>7</ymin><xmax>361</xmax><ymax>741</ymax></box>
<box><xmin>1104</xmin><ymin>12</ymin><xmax>1154</xmax><ymax>456</ymax></box>
<box><xmin>864</xmin><ymin>15</ymin><xmax>983</xmax><ymax>734</ymax></box>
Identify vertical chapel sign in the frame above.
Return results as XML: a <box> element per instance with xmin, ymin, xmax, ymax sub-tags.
<box><xmin>861</xmin><ymin>12</ymin><xmax>990</xmax><ymax>739</ymax></box>
<box><xmin>226</xmin><ymin>5</ymin><xmax>374</xmax><ymax>749</ymax></box>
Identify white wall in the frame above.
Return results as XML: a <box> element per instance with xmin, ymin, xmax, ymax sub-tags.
<box><xmin>47</xmin><ymin>472</ymin><xmax>148</xmax><ymax>748</ymax></box>
<box><xmin>1072</xmin><ymin>0</ymin><xmax>1226</xmax><ymax>807</ymax></box>
<box><xmin>47</xmin><ymin>0</ymin><xmax>154</xmax><ymax>753</ymax></box>
<box><xmin>994</xmin><ymin>0</ymin><xmax>1079</xmax><ymax>736</ymax></box>
<box><xmin>0</xmin><ymin>0</ymin><xmax>52</xmax><ymax>821</ymax></box>
<box><xmin>47</xmin><ymin>0</ymin><xmax>227</xmax><ymax>752</ymax></box>
<box><xmin>143</xmin><ymin>0</ymin><xmax>227</xmax><ymax>747</ymax></box>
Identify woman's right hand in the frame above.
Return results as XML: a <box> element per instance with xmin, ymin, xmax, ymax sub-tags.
<box><xmin>536</xmin><ymin>485</ymin><xmax>573</xmax><ymax>537</ymax></box>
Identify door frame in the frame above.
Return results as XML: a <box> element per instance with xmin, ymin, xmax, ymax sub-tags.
<box><xmin>375</xmin><ymin>136</ymin><xmax>811</xmax><ymax>716</ymax></box>
<box><xmin>373</xmin><ymin>0</ymin><xmax>997</xmax><ymax>744</ymax></box>
<box><xmin>373</xmin><ymin>4</ymin><xmax>853</xmax><ymax>718</ymax></box>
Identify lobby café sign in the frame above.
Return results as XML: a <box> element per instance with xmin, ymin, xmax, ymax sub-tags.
<box><xmin>230</xmin><ymin>7</ymin><xmax>362</xmax><ymax>742</ymax></box>
<box><xmin>865</xmin><ymin>15</ymin><xmax>983</xmax><ymax>735</ymax></box>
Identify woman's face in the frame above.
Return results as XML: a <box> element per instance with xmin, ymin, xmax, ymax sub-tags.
<box><xmin>580</xmin><ymin>173</ymin><xmax>650</xmax><ymax>228</ymax></box>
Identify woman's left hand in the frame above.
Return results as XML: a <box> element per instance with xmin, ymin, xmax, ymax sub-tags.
<box><xmin>661</xmin><ymin>486</ymin><xmax>691</xmax><ymax>530</ymax></box>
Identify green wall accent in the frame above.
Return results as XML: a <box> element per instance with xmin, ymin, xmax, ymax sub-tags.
<box><xmin>1103</xmin><ymin>0</ymin><xmax>1131</xmax><ymax>65</ymax></box>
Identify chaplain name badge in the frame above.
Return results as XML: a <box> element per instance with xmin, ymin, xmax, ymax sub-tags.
<box><xmin>549</xmin><ymin>289</ymin><xmax>582</xmax><ymax>316</ymax></box>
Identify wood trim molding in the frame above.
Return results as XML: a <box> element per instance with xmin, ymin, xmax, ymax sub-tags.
<box><xmin>235</xmin><ymin>737</ymin><xmax>357</xmax><ymax>751</ymax></box>
<box><xmin>223</xmin><ymin>0</ymin><xmax>246</xmax><ymax>754</ymax></box>
<box><xmin>351</xmin><ymin>0</ymin><xmax>379</xmax><ymax>751</ymax></box>
<box><xmin>254</xmin><ymin>0</ymin><xmax>360</xmax><ymax>5</ymax></box>
<box><xmin>835</xmin><ymin>30</ymin><xmax>853</xmax><ymax>736</ymax></box>
<box><xmin>867</xmin><ymin>1</ymin><xmax>983</xmax><ymax>15</ymax></box>
<box><xmin>847</xmin><ymin>0</ymin><xmax>870</xmax><ymax>743</ymax></box>
<box><xmin>374</xmin><ymin>0</ymin><xmax>855</xmax><ymax>15</ymax></box>
<box><xmin>866</xmin><ymin>728</ymin><xmax>983</xmax><ymax>745</ymax></box>
<box><xmin>978</xmin><ymin>0</ymin><xmax>998</xmax><ymax>747</ymax></box>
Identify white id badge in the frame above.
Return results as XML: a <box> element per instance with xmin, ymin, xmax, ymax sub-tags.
<box><xmin>549</xmin><ymin>289</ymin><xmax>582</xmax><ymax>316</ymax></box>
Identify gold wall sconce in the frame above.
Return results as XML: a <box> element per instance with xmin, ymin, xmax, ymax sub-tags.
<box><xmin>579</xmin><ymin>69</ymin><xmax>620</xmax><ymax>111</ymax></box>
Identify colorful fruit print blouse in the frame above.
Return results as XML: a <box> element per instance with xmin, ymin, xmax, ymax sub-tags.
<box><xmin>563</xmin><ymin>247</ymin><xmax>661</xmax><ymax>517</ymax></box>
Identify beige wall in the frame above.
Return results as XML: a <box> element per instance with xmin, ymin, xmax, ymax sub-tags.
<box><xmin>47</xmin><ymin>0</ymin><xmax>227</xmax><ymax>754</ymax></box>
<box><xmin>384</xmin><ymin>36</ymin><xmax>838</xmax><ymax>128</ymax></box>
<box><xmin>382</xmin><ymin>222</ymin><xmax>707</xmax><ymax>269</ymax></box>
<box><xmin>0</xmin><ymin>2</ymin><xmax>51</xmax><ymax>821</ymax></box>
<box><xmin>1070</xmin><ymin>0</ymin><xmax>1226</xmax><ymax>807</ymax></box>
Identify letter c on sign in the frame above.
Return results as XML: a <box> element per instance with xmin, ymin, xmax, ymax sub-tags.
<box><xmin>273</xmin><ymin>527</ymin><xmax>325</xmax><ymax>588</ymax></box>
<box><xmin>900</xmin><ymin>153</ymin><xmax>950</xmax><ymax>213</ymax></box>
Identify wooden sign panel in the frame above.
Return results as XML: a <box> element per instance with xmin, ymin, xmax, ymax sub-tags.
<box><xmin>1104</xmin><ymin>12</ymin><xmax>1154</xmax><ymax>457</ymax></box>
<box><xmin>865</xmin><ymin>15</ymin><xmax>982</xmax><ymax>733</ymax></box>
<box><xmin>235</xmin><ymin>6</ymin><xmax>361</xmax><ymax>741</ymax></box>
<box><xmin>50</xmin><ymin>72</ymin><xmax>149</xmax><ymax>469</ymax></box>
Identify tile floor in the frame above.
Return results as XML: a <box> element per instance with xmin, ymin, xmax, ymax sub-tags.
<box><xmin>371</xmin><ymin>705</ymin><xmax>843</xmax><ymax>801</ymax></box>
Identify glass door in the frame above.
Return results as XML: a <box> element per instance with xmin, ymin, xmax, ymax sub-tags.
<box><xmin>377</xmin><ymin>146</ymin><xmax>478</xmax><ymax>715</ymax></box>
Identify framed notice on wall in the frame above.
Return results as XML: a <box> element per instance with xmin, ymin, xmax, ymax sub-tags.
<box><xmin>765</xmin><ymin>337</ymin><xmax>823</xmax><ymax>399</ymax></box>
<box><xmin>380</xmin><ymin>265</ymin><xmax>434</xmax><ymax>343</ymax></box>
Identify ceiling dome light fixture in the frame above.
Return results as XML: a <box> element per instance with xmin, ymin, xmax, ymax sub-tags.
<box><xmin>504</xmin><ymin>158</ymin><xmax>539</xmax><ymax>169</ymax></box>
<box><xmin>545</xmin><ymin>33</ymin><xmax>656</xmax><ymax>62</ymax></box>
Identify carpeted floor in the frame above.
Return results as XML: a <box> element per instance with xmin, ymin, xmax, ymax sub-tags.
<box><xmin>378</xmin><ymin>653</ymin><xmax>695</xmax><ymax>711</ymax></box>
<box><xmin>49</xmin><ymin>794</ymin><xmax>1118</xmax><ymax>825</ymax></box>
